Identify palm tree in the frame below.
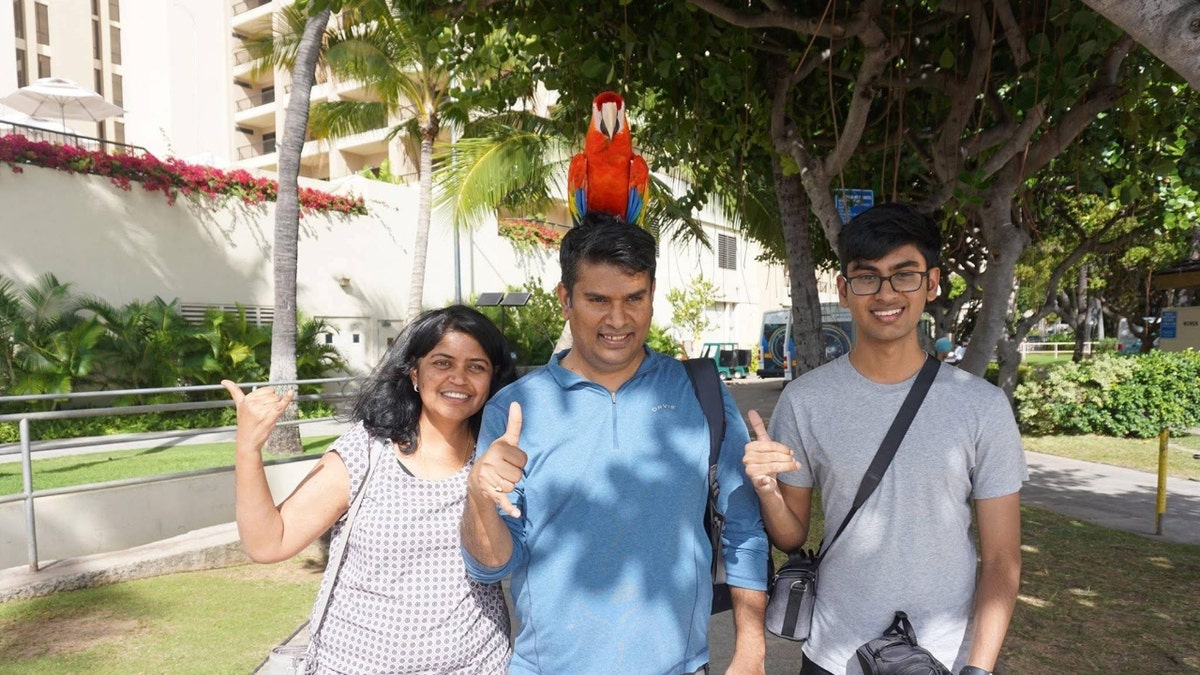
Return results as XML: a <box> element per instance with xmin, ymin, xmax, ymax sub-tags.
<box><xmin>304</xmin><ymin>1</ymin><xmax>462</xmax><ymax>321</ymax></box>
<box><xmin>247</xmin><ymin>5</ymin><xmax>332</xmax><ymax>454</ymax></box>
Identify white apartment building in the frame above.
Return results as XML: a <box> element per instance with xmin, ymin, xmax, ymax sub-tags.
<box><xmin>0</xmin><ymin>0</ymin><xmax>808</xmax><ymax>371</ymax></box>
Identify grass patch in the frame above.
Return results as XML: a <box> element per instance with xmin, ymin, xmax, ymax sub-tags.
<box><xmin>0</xmin><ymin>555</ymin><xmax>323</xmax><ymax>674</ymax></box>
<box><xmin>1004</xmin><ymin>506</ymin><xmax>1200</xmax><ymax>672</ymax></box>
<box><xmin>1023</xmin><ymin>434</ymin><xmax>1200</xmax><ymax>481</ymax></box>
<box><xmin>1020</xmin><ymin>352</ymin><xmax>1076</xmax><ymax>366</ymax></box>
<box><xmin>0</xmin><ymin>437</ymin><xmax>336</xmax><ymax>496</ymax></box>
<box><xmin>2</xmin><ymin>507</ymin><xmax>1195</xmax><ymax>673</ymax></box>
<box><xmin>777</xmin><ymin>502</ymin><xmax>1200</xmax><ymax>672</ymax></box>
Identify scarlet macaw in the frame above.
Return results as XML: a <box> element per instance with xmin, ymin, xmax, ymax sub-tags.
<box><xmin>567</xmin><ymin>91</ymin><xmax>650</xmax><ymax>226</ymax></box>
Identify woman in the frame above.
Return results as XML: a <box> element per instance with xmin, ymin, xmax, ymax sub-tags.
<box><xmin>223</xmin><ymin>305</ymin><xmax>516</xmax><ymax>674</ymax></box>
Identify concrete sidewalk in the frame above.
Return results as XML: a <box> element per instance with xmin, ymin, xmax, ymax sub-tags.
<box><xmin>2</xmin><ymin>378</ymin><xmax>1199</xmax><ymax>672</ymax></box>
<box><xmin>1022</xmin><ymin>450</ymin><xmax>1200</xmax><ymax>545</ymax></box>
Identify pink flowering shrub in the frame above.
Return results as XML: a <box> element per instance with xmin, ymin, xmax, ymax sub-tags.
<box><xmin>498</xmin><ymin>217</ymin><xmax>564</xmax><ymax>250</ymax></box>
<box><xmin>0</xmin><ymin>134</ymin><xmax>367</xmax><ymax>216</ymax></box>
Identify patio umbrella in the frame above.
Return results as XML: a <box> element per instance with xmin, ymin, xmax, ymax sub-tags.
<box><xmin>0</xmin><ymin>77</ymin><xmax>123</xmax><ymax>129</ymax></box>
<box><xmin>0</xmin><ymin>104</ymin><xmax>77</xmax><ymax>134</ymax></box>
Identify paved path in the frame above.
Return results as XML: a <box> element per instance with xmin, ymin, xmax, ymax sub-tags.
<box><xmin>3</xmin><ymin>376</ymin><xmax>1199</xmax><ymax>673</ymax></box>
<box><xmin>1022</xmin><ymin>451</ymin><xmax>1200</xmax><ymax>545</ymax></box>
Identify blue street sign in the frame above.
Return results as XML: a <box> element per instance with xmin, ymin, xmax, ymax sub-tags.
<box><xmin>834</xmin><ymin>189</ymin><xmax>874</xmax><ymax>223</ymax></box>
<box><xmin>1161</xmin><ymin>310</ymin><xmax>1177</xmax><ymax>339</ymax></box>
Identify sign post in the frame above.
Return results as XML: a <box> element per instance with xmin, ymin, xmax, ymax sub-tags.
<box><xmin>834</xmin><ymin>189</ymin><xmax>875</xmax><ymax>223</ymax></box>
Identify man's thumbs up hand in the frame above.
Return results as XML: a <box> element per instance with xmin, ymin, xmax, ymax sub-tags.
<box><xmin>469</xmin><ymin>402</ymin><xmax>528</xmax><ymax>518</ymax></box>
<box><xmin>743</xmin><ymin>409</ymin><xmax>800</xmax><ymax>496</ymax></box>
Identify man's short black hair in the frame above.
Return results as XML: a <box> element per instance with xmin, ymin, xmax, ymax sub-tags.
<box><xmin>559</xmin><ymin>211</ymin><xmax>657</xmax><ymax>293</ymax></box>
<box><xmin>837</xmin><ymin>202</ymin><xmax>941</xmax><ymax>274</ymax></box>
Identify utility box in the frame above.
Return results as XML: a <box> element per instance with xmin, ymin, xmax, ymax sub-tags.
<box><xmin>1158</xmin><ymin>306</ymin><xmax>1200</xmax><ymax>352</ymax></box>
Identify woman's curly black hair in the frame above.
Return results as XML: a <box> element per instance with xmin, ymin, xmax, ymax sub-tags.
<box><xmin>349</xmin><ymin>305</ymin><xmax>516</xmax><ymax>452</ymax></box>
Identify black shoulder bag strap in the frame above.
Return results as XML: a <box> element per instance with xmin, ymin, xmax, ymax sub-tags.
<box><xmin>816</xmin><ymin>354</ymin><xmax>940</xmax><ymax>561</ymax></box>
<box><xmin>682</xmin><ymin>357</ymin><xmax>732</xmax><ymax>613</ymax></box>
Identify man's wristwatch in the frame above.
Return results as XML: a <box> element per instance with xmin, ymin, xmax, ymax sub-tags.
<box><xmin>959</xmin><ymin>667</ymin><xmax>991</xmax><ymax>675</ymax></box>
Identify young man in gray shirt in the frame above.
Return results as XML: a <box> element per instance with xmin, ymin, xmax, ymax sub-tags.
<box><xmin>744</xmin><ymin>203</ymin><xmax>1027</xmax><ymax>675</ymax></box>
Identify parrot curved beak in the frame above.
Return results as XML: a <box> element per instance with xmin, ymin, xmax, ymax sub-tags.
<box><xmin>598</xmin><ymin>101</ymin><xmax>622</xmax><ymax>140</ymax></box>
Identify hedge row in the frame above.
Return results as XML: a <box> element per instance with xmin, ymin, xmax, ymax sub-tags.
<box><xmin>1014</xmin><ymin>351</ymin><xmax>1200</xmax><ymax>438</ymax></box>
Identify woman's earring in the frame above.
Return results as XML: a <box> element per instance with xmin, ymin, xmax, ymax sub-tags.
<box><xmin>413</xmin><ymin>382</ymin><xmax>419</xmax><ymax>393</ymax></box>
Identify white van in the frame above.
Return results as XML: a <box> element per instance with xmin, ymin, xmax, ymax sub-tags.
<box><xmin>1116</xmin><ymin>317</ymin><xmax>1158</xmax><ymax>354</ymax></box>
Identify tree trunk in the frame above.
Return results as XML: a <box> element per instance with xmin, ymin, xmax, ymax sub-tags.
<box><xmin>959</xmin><ymin>197</ymin><xmax>1030</xmax><ymax>397</ymax></box>
<box><xmin>1080</xmin><ymin>0</ymin><xmax>1200</xmax><ymax>90</ymax></box>
<box><xmin>406</xmin><ymin>117</ymin><xmax>438</xmax><ymax>321</ymax></box>
<box><xmin>1073</xmin><ymin>263</ymin><xmax>1089</xmax><ymax>362</ymax></box>
<box><xmin>267</xmin><ymin>8</ymin><xmax>330</xmax><ymax>456</ymax></box>
<box><xmin>772</xmin><ymin>159</ymin><xmax>824</xmax><ymax>375</ymax></box>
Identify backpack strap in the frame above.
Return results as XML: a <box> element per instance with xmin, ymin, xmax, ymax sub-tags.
<box><xmin>683</xmin><ymin>358</ymin><xmax>727</xmax><ymax>587</ymax></box>
<box><xmin>683</xmin><ymin>357</ymin><xmax>725</xmax><ymax>471</ymax></box>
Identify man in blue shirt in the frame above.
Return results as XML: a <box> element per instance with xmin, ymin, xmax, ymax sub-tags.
<box><xmin>461</xmin><ymin>212</ymin><xmax>770</xmax><ymax>674</ymax></box>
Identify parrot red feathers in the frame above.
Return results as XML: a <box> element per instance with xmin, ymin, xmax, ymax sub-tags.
<box><xmin>567</xmin><ymin>91</ymin><xmax>649</xmax><ymax>226</ymax></box>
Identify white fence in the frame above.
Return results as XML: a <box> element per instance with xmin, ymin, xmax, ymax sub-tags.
<box><xmin>1019</xmin><ymin>341</ymin><xmax>1099</xmax><ymax>357</ymax></box>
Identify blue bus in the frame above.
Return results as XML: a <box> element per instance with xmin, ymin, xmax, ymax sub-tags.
<box><xmin>758</xmin><ymin>304</ymin><xmax>856</xmax><ymax>381</ymax></box>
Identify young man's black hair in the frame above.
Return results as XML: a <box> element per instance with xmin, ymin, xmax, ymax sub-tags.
<box><xmin>836</xmin><ymin>202</ymin><xmax>942</xmax><ymax>274</ymax></box>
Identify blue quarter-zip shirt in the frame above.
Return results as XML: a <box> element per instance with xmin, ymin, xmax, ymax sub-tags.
<box><xmin>463</xmin><ymin>348</ymin><xmax>768</xmax><ymax>675</ymax></box>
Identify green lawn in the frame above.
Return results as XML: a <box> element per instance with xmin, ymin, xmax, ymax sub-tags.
<box><xmin>0</xmin><ymin>437</ymin><xmax>336</xmax><ymax>496</ymax></box>
<box><xmin>1023</xmin><ymin>433</ymin><xmax>1200</xmax><ymax>481</ymax></box>
<box><xmin>1003</xmin><ymin>506</ymin><xmax>1200</xmax><ymax>673</ymax></box>
<box><xmin>1</xmin><ymin>507</ymin><xmax>1196</xmax><ymax>673</ymax></box>
<box><xmin>0</xmin><ymin>552</ymin><xmax>324</xmax><ymax>674</ymax></box>
<box><xmin>1020</xmin><ymin>351</ymin><xmax>1078</xmax><ymax>365</ymax></box>
<box><xmin>6</xmin><ymin>428</ymin><xmax>1195</xmax><ymax>498</ymax></box>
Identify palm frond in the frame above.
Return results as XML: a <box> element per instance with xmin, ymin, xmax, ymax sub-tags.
<box><xmin>435</xmin><ymin>119</ymin><xmax>573</xmax><ymax>231</ymax></box>
<box><xmin>309</xmin><ymin>100</ymin><xmax>391</xmax><ymax>140</ymax></box>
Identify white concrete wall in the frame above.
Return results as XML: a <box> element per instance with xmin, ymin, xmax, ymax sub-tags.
<box><xmin>0</xmin><ymin>162</ymin><xmax>791</xmax><ymax>369</ymax></box>
<box><xmin>0</xmin><ymin>458</ymin><xmax>317</xmax><ymax>569</ymax></box>
<box><xmin>0</xmin><ymin>164</ymin><xmax>565</xmax><ymax>372</ymax></box>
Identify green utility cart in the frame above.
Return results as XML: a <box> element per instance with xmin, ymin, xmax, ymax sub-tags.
<box><xmin>698</xmin><ymin>342</ymin><xmax>751</xmax><ymax>380</ymax></box>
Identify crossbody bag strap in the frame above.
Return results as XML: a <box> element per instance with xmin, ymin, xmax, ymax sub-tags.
<box><xmin>817</xmin><ymin>354</ymin><xmax>940</xmax><ymax>560</ymax></box>
<box><xmin>307</xmin><ymin>435</ymin><xmax>386</xmax><ymax>638</ymax></box>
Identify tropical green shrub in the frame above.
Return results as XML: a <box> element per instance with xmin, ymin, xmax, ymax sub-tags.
<box><xmin>0</xmin><ymin>275</ymin><xmax>348</xmax><ymax>409</ymax></box>
<box><xmin>475</xmin><ymin>280</ymin><xmax>564</xmax><ymax>365</ymax></box>
<box><xmin>982</xmin><ymin>361</ymin><xmax>1033</xmax><ymax>387</ymax></box>
<box><xmin>1014</xmin><ymin>351</ymin><xmax>1200</xmax><ymax>438</ymax></box>
<box><xmin>646</xmin><ymin>324</ymin><xmax>682</xmax><ymax>358</ymax></box>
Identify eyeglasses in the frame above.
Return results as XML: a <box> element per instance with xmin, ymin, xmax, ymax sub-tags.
<box><xmin>843</xmin><ymin>270</ymin><xmax>931</xmax><ymax>296</ymax></box>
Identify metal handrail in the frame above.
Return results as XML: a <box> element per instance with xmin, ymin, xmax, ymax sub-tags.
<box><xmin>0</xmin><ymin>121</ymin><xmax>149</xmax><ymax>156</ymax></box>
<box><xmin>0</xmin><ymin>376</ymin><xmax>355</xmax><ymax>405</ymax></box>
<box><xmin>236</xmin><ymin>88</ymin><xmax>276</xmax><ymax>111</ymax></box>
<box><xmin>2</xmin><ymin>376</ymin><xmax>363</xmax><ymax>572</ymax></box>
<box><xmin>237</xmin><ymin>138</ymin><xmax>277</xmax><ymax>159</ymax></box>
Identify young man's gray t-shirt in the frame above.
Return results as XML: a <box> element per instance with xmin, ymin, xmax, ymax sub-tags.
<box><xmin>773</xmin><ymin>356</ymin><xmax>1027</xmax><ymax>674</ymax></box>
